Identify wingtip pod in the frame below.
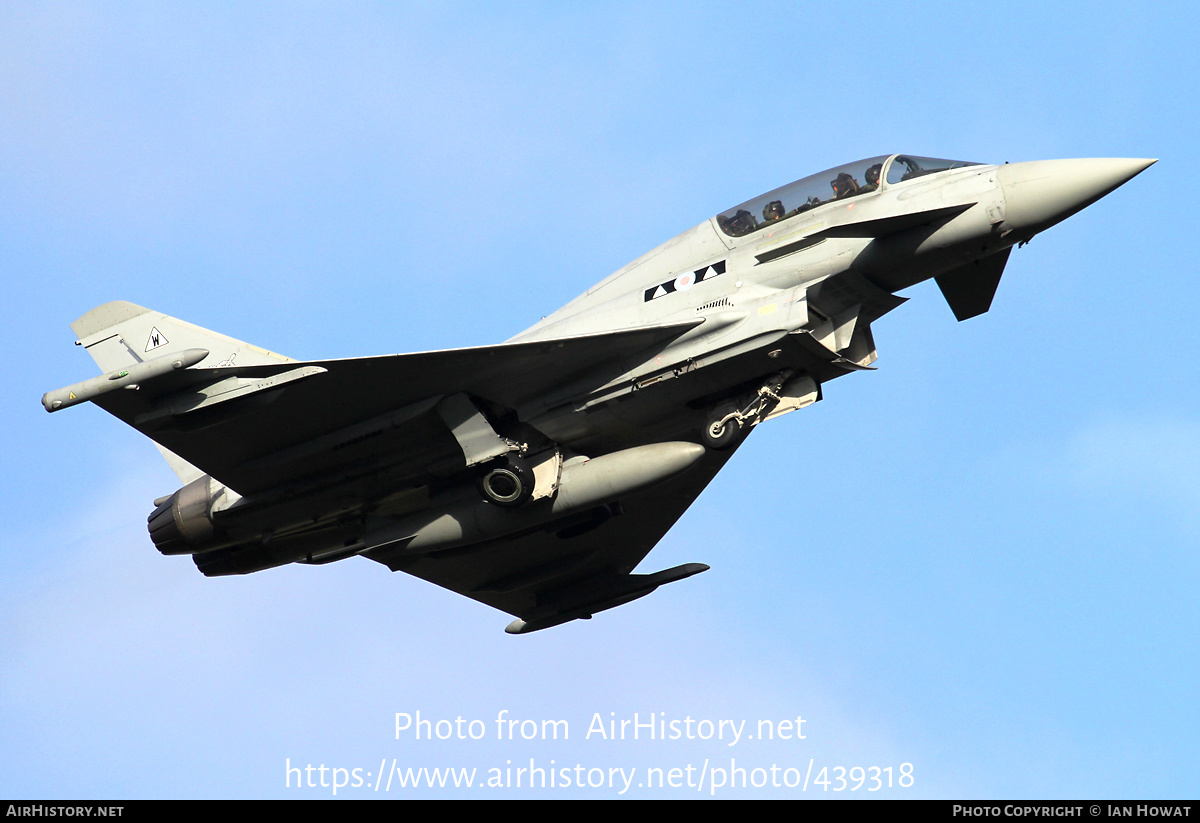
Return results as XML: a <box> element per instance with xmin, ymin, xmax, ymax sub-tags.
<box><xmin>42</xmin><ymin>348</ymin><xmax>210</xmax><ymax>412</ymax></box>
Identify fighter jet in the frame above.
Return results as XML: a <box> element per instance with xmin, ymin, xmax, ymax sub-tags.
<box><xmin>43</xmin><ymin>155</ymin><xmax>1153</xmax><ymax>633</ymax></box>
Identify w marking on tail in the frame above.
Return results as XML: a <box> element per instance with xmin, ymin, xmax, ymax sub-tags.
<box><xmin>145</xmin><ymin>327</ymin><xmax>169</xmax><ymax>352</ymax></box>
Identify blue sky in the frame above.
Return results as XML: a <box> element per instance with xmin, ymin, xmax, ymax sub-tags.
<box><xmin>2</xmin><ymin>1</ymin><xmax>1197</xmax><ymax>799</ymax></box>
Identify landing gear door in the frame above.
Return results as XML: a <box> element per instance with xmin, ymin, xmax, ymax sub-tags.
<box><xmin>530</xmin><ymin>448</ymin><xmax>564</xmax><ymax>501</ymax></box>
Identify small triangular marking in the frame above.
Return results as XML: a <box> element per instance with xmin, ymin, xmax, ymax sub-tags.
<box><xmin>145</xmin><ymin>327</ymin><xmax>168</xmax><ymax>352</ymax></box>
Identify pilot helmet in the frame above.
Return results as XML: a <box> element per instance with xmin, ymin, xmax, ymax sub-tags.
<box><xmin>831</xmin><ymin>172</ymin><xmax>858</xmax><ymax>198</ymax></box>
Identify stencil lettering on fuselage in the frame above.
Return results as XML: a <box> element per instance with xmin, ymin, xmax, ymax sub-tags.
<box><xmin>643</xmin><ymin>259</ymin><xmax>726</xmax><ymax>302</ymax></box>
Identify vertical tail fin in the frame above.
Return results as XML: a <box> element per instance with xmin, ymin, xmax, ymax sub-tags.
<box><xmin>71</xmin><ymin>300</ymin><xmax>294</xmax><ymax>372</ymax></box>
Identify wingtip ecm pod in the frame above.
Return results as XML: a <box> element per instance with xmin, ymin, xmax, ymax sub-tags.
<box><xmin>43</xmin><ymin>348</ymin><xmax>210</xmax><ymax>412</ymax></box>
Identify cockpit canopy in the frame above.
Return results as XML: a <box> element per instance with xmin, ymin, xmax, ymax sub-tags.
<box><xmin>715</xmin><ymin>155</ymin><xmax>981</xmax><ymax>238</ymax></box>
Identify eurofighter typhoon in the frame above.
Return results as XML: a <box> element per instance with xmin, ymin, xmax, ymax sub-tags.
<box><xmin>44</xmin><ymin>155</ymin><xmax>1153</xmax><ymax>633</ymax></box>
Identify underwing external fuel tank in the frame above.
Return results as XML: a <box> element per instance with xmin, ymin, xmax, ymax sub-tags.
<box><xmin>44</xmin><ymin>154</ymin><xmax>1155</xmax><ymax>632</ymax></box>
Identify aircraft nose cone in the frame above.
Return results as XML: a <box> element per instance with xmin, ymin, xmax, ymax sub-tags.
<box><xmin>999</xmin><ymin>158</ymin><xmax>1156</xmax><ymax>236</ymax></box>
